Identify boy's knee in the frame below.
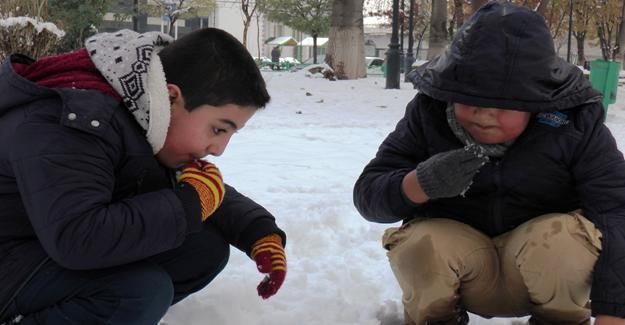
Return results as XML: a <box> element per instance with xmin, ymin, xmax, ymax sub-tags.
<box><xmin>385</xmin><ymin>218</ymin><xmax>496</xmax><ymax>288</ymax></box>
<box><xmin>114</xmin><ymin>263</ymin><xmax>174</xmax><ymax>313</ymax></box>
<box><xmin>386</xmin><ymin>218</ymin><xmax>493</xmax><ymax>260</ymax></box>
<box><xmin>513</xmin><ymin>213</ymin><xmax>599</xmax><ymax>315</ymax></box>
<box><xmin>515</xmin><ymin>213</ymin><xmax>600</xmax><ymax>273</ymax></box>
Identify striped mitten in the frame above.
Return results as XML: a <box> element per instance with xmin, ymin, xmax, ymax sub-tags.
<box><xmin>251</xmin><ymin>234</ymin><xmax>287</xmax><ymax>299</ymax></box>
<box><xmin>177</xmin><ymin>160</ymin><xmax>225</xmax><ymax>221</ymax></box>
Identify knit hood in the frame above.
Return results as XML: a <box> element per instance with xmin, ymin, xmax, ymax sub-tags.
<box><xmin>85</xmin><ymin>30</ymin><xmax>174</xmax><ymax>153</ymax></box>
<box><xmin>408</xmin><ymin>1</ymin><xmax>601</xmax><ymax>112</ymax></box>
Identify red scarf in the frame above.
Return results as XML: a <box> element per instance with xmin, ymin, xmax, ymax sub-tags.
<box><xmin>12</xmin><ymin>48</ymin><xmax>122</xmax><ymax>101</ymax></box>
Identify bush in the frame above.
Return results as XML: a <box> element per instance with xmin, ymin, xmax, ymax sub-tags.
<box><xmin>0</xmin><ymin>16</ymin><xmax>65</xmax><ymax>62</ymax></box>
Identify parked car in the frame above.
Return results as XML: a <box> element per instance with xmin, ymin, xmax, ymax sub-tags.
<box><xmin>294</xmin><ymin>55</ymin><xmax>327</xmax><ymax>70</ymax></box>
<box><xmin>366</xmin><ymin>56</ymin><xmax>385</xmax><ymax>76</ymax></box>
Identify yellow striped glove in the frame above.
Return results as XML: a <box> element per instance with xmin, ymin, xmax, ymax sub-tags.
<box><xmin>251</xmin><ymin>234</ymin><xmax>287</xmax><ymax>299</ymax></box>
<box><xmin>177</xmin><ymin>160</ymin><xmax>225</xmax><ymax>221</ymax></box>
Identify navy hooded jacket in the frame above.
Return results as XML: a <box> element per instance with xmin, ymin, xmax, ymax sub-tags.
<box><xmin>354</xmin><ymin>2</ymin><xmax>625</xmax><ymax>317</ymax></box>
<box><xmin>0</xmin><ymin>54</ymin><xmax>285</xmax><ymax>317</ymax></box>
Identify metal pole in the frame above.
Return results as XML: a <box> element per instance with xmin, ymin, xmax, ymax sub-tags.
<box><xmin>567</xmin><ymin>0</ymin><xmax>573</xmax><ymax>62</ymax></box>
<box><xmin>386</xmin><ymin>0</ymin><xmax>401</xmax><ymax>89</ymax></box>
<box><xmin>405</xmin><ymin>0</ymin><xmax>415</xmax><ymax>82</ymax></box>
<box><xmin>132</xmin><ymin>0</ymin><xmax>139</xmax><ymax>31</ymax></box>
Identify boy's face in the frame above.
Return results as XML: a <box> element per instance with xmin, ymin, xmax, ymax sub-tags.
<box><xmin>156</xmin><ymin>102</ymin><xmax>255</xmax><ymax>168</ymax></box>
<box><xmin>454</xmin><ymin>103</ymin><xmax>531</xmax><ymax>144</ymax></box>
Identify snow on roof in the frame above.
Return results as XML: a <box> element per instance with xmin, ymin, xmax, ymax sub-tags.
<box><xmin>266</xmin><ymin>36</ymin><xmax>299</xmax><ymax>46</ymax></box>
<box><xmin>0</xmin><ymin>16</ymin><xmax>65</xmax><ymax>38</ymax></box>
<box><xmin>300</xmin><ymin>37</ymin><xmax>329</xmax><ymax>47</ymax></box>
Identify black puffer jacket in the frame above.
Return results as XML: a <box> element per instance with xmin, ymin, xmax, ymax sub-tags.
<box><xmin>354</xmin><ymin>2</ymin><xmax>625</xmax><ymax>317</ymax></box>
<box><xmin>0</xmin><ymin>54</ymin><xmax>285</xmax><ymax>317</ymax></box>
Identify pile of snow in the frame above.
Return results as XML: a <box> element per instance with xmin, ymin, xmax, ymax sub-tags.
<box><xmin>161</xmin><ymin>71</ymin><xmax>625</xmax><ymax>325</ymax></box>
<box><xmin>0</xmin><ymin>16</ymin><xmax>64</xmax><ymax>38</ymax></box>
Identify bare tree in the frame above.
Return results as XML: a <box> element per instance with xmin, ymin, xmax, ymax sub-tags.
<box><xmin>572</xmin><ymin>0</ymin><xmax>594</xmax><ymax>67</ymax></box>
<box><xmin>140</xmin><ymin>0</ymin><xmax>214</xmax><ymax>37</ymax></box>
<box><xmin>617</xmin><ymin>0</ymin><xmax>625</xmax><ymax>63</ymax></box>
<box><xmin>427</xmin><ymin>0</ymin><xmax>447</xmax><ymax>59</ymax></box>
<box><xmin>414</xmin><ymin>0</ymin><xmax>431</xmax><ymax>59</ymax></box>
<box><xmin>449</xmin><ymin>0</ymin><xmax>463</xmax><ymax>38</ymax></box>
<box><xmin>241</xmin><ymin>0</ymin><xmax>260</xmax><ymax>48</ymax></box>
<box><xmin>325</xmin><ymin>0</ymin><xmax>366</xmax><ymax>79</ymax></box>
<box><xmin>595</xmin><ymin>0</ymin><xmax>623</xmax><ymax>61</ymax></box>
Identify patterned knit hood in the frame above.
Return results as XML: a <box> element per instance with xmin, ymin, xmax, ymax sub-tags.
<box><xmin>85</xmin><ymin>30</ymin><xmax>174</xmax><ymax>153</ymax></box>
<box><xmin>408</xmin><ymin>1</ymin><xmax>601</xmax><ymax>112</ymax></box>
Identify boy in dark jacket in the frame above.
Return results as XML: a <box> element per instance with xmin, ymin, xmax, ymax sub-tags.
<box><xmin>354</xmin><ymin>2</ymin><xmax>625</xmax><ymax>325</ymax></box>
<box><xmin>0</xmin><ymin>28</ymin><xmax>286</xmax><ymax>325</ymax></box>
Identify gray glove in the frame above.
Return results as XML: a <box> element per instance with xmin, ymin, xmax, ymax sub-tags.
<box><xmin>416</xmin><ymin>145</ymin><xmax>489</xmax><ymax>199</ymax></box>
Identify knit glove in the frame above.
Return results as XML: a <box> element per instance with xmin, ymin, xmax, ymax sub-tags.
<box><xmin>177</xmin><ymin>160</ymin><xmax>225</xmax><ymax>221</ymax></box>
<box><xmin>416</xmin><ymin>145</ymin><xmax>489</xmax><ymax>199</ymax></box>
<box><xmin>251</xmin><ymin>234</ymin><xmax>286</xmax><ymax>299</ymax></box>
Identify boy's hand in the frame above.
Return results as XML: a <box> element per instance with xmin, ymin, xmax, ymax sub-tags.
<box><xmin>177</xmin><ymin>160</ymin><xmax>225</xmax><ymax>221</ymax></box>
<box><xmin>416</xmin><ymin>145</ymin><xmax>489</xmax><ymax>199</ymax></box>
<box><xmin>251</xmin><ymin>234</ymin><xmax>286</xmax><ymax>299</ymax></box>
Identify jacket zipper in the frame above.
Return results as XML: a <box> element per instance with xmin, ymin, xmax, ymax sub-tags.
<box><xmin>492</xmin><ymin>160</ymin><xmax>504</xmax><ymax>234</ymax></box>
<box><xmin>168</xmin><ymin>169</ymin><xmax>177</xmax><ymax>189</ymax></box>
<box><xmin>0</xmin><ymin>256</ymin><xmax>50</xmax><ymax>320</ymax></box>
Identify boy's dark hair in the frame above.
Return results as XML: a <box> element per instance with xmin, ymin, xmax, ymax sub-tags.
<box><xmin>158</xmin><ymin>28</ymin><xmax>270</xmax><ymax>111</ymax></box>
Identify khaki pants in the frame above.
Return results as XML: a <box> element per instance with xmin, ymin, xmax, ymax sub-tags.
<box><xmin>382</xmin><ymin>212</ymin><xmax>602</xmax><ymax>325</ymax></box>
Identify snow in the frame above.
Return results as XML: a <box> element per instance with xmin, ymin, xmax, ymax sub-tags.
<box><xmin>161</xmin><ymin>71</ymin><xmax>625</xmax><ymax>325</ymax></box>
<box><xmin>0</xmin><ymin>16</ymin><xmax>65</xmax><ymax>38</ymax></box>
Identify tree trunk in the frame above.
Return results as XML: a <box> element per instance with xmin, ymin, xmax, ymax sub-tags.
<box><xmin>313</xmin><ymin>33</ymin><xmax>318</xmax><ymax>64</ymax></box>
<box><xmin>427</xmin><ymin>0</ymin><xmax>447</xmax><ymax>59</ymax></box>
<box><xmin>242</xmin><ymin>19</ymin><xmax>250</xmax><ymax>48</ymax></box>
<box><xmin>575</xmin><ymin>33</ymin><xmax>586</xmax><ymax>67</ymax></box>
<box><xmin>241</xmin><ymin>0</ymin><xmax>258</xmax><ymax>49</ymax></box>
<box><xmin>453</xmin><ymin>0</ymin><xmax>463</xmax><ymax>30</ymax></box>
<box><xmin>256</xmin><ymin>13</ymin><xmax>261</xmax><ymax>60</ymax></box>
<box><xmin>470</xmin><ymin>0</ymin><xmax>487</xmax><ymax>15</ymax></box>
<box><xmin>618</xmin><ymin>0</ymin><xmax>625</xmax><ymax>65</ymax></box>
<box><xmin>168</xmin><ymin>17</ymin><xmax>176</xmax><ymax>37</ymax></box>
<box><xmin>415</xmin><ymin>25</ymin><xmax>427</xmax><ymax>59</ymax></box>
<box><xmin>326</xmin><ymin>0</ymin><xmax>366</xmax><ymax>79</ymax></box>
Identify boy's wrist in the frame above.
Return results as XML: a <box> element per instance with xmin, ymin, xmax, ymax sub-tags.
<box><xmin>174</xmin><ymin>184</ymin><xmax>203</xmax><ymax>234</ymax></box>
<box><xmin>401</xmin><ymin>169</ymin><xmax>429</xmax><ymax>204</ymax></box>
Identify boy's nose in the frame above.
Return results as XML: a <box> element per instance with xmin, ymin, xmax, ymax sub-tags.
<box><xmin>206</xmin><ymin>140</ymin><xmax>228</xmax><ymax>157</ymax></box>
<box><xmin>475</xmin><ymin>107</ymin><xmax>498</xmax><ymax>119</ymax></box>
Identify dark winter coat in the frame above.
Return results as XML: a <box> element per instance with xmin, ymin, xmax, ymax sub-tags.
<box><xmin>354</xmin><ymin>2</ymin><xmax>625</xmax><ymax>318</ymax></box>
<box><xmin>0</xmin><ymin>54</ymin><xmax>285</xmax><ymax>316</ymax></box>
<box><xmin>271</xmin><ymin>47</ymin><xmax>281</xmax><ymax>63</ymax></box>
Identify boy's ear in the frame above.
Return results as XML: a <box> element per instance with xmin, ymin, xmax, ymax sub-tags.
<box><xmin>166</xmin><ymin>84</ymin><xmax>183</xmax><ymax>105</ymax></box>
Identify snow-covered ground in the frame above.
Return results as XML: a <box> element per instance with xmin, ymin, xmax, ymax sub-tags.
<box><xmin>162</xmin><ymin>70</ymin><xmax>625</xmax><ymax>325</ymax></box>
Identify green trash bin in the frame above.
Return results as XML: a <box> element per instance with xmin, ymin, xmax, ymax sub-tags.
<box><xmin>589</xmin><ymin>59</ymin><xmax>622</xmax><ymax>114</ymax></box>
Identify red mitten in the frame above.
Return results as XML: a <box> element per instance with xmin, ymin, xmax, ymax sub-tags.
<box><xmin>250</xmin><ymin>234</ymin><xmax>286</xmax><ymax>299</ymax></box>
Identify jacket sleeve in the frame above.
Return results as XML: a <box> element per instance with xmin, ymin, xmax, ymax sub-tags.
<box><xmin>353</xmin><ymin>95</ymin><xmax>431</xmax><ymax>223</ymax></box>
<box><xmin>209</xmin><ymin>184</ymin><xmax>286</xmax><ymax>255</ymax></box>
<box><xmin>10</xmin><ymin>118</ymin><xmax>193</xmax><ymax>270</ymax></box>
<box><xmin>569</xmin><ymin>104</ymin><xmax>625</xmax><ymax>317</ymax></box>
